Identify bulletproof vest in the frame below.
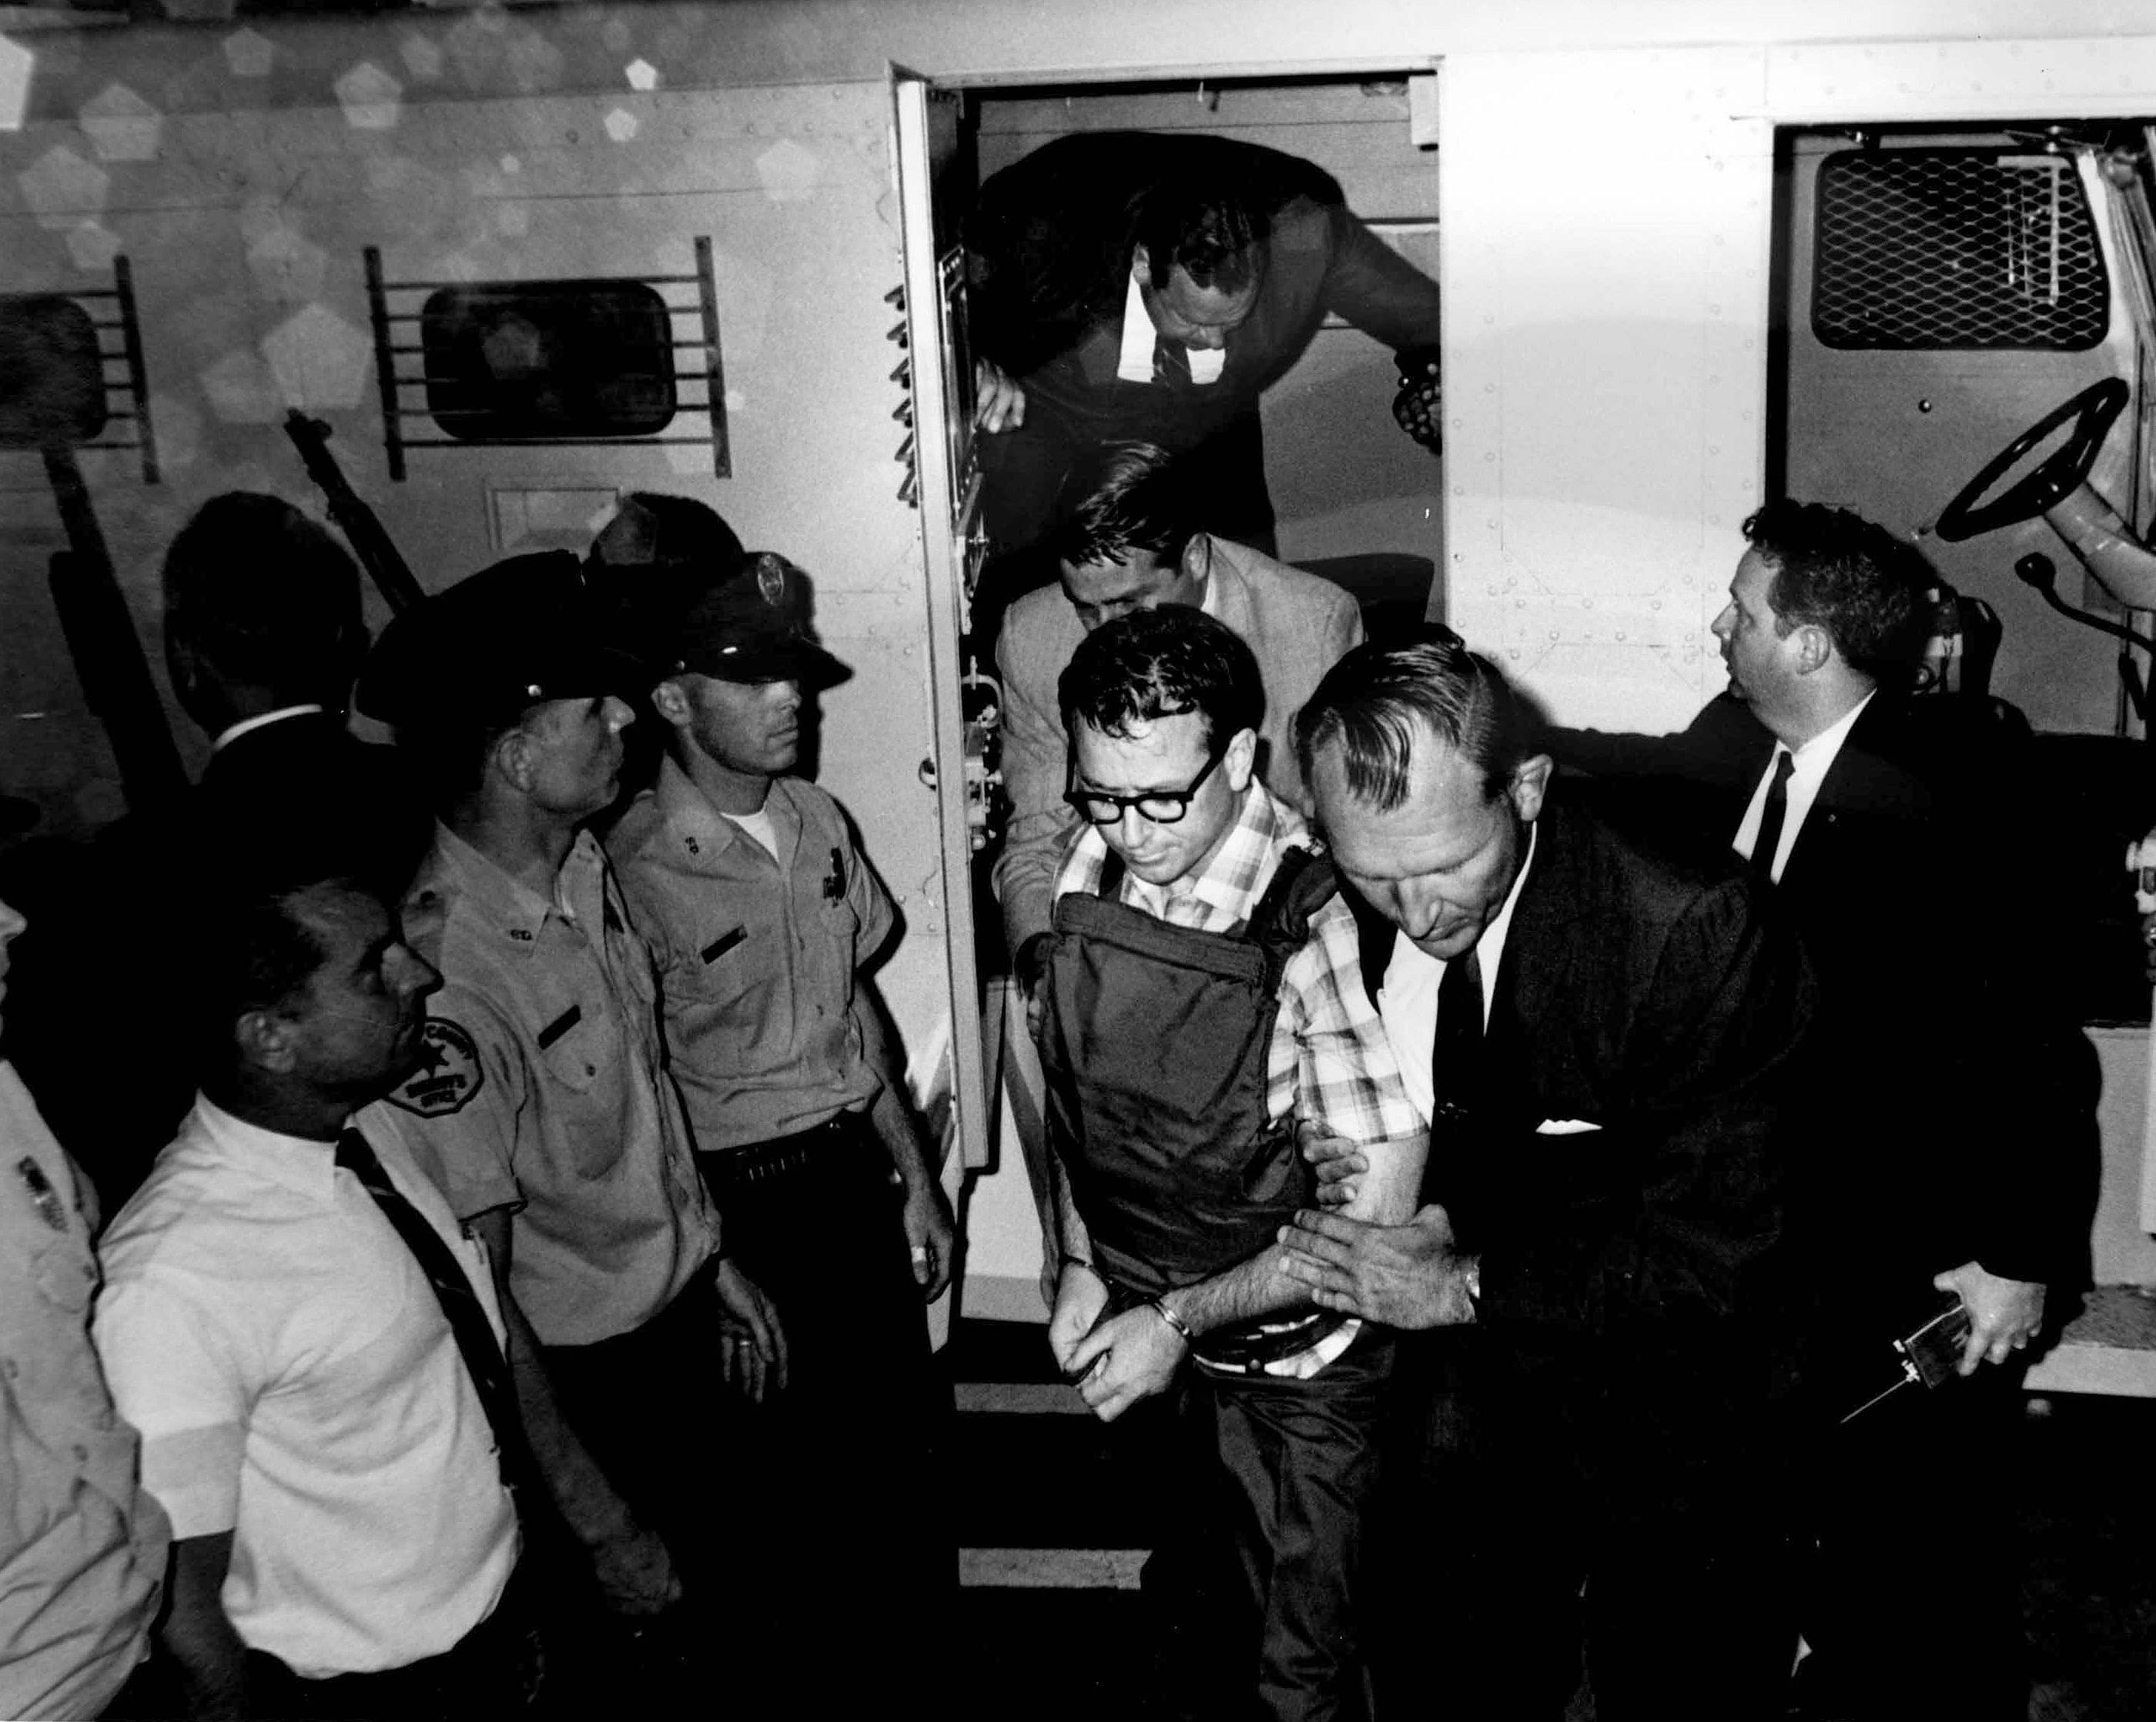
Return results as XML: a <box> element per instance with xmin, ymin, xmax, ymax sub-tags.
<box><xmin>1038</xmin><ymin>845</ymin><xmax>1337</xmax><ymax>1306</ymax></box>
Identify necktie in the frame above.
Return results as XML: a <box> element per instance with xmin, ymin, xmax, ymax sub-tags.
<box><xmin>1431</xmin><ymin>945</ymin><xmax>1485</xmax><ymax>1125</ymax></box>
<box><xmin>1749</xmin><ymin>748</ymin><xmax>1796</xmax><ymax>881</ymax></box>
<box><xmin>335</xmin><ymin>1128</ymin><xmax>527</xmax><ymax>1494</ymax></box>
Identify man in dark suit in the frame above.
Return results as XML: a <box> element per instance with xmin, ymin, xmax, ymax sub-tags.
<box><xmin>1542</xmin><ymin>501</ymin><xmax>2095</xmax><ymax>1721</ymax></box>
<box><xmin>2</xmin><ymin>493</ymin><xmax>424</xmax><ymax>1211</ymax></box>
<box><xmin>968</xmin><ymin>131</ymin><xmax>1442</xmax><ymax>573</ymax></box>
<box><xmin>1278</xmin><ymin>632</ymin><xmax>1816</xmax><ymax>1721</ymax></box>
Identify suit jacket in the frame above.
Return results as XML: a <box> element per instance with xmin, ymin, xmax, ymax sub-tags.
<box><xmin>992</xmin><ymin>537</ymin><xmax>1363</xmax><ymax>957</ymax></box>
<box><xmin>969</xmin><ymin>132</ymin><xmax>1444</xmax><ymax>553</ymax></box>
<box><xmin>1552</xmin><ymin>693</ymin><xmax>2097</xmax><ymax>1337</ymax></box>
<box><xmin>0</xmin><ymin>712</ymin><xmax>427</xmax><ymax>1214</ymax></box>
<box><xmin>1352</xmin><ymin>793</ymin><xmax>1814</xmax><ymax>1355</ymax></box>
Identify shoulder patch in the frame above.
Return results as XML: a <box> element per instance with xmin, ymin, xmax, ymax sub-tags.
<box><xmin>388</xmin><ymin>1018</ymin><xmax>486</xmax><ymax>1118</ymax></box>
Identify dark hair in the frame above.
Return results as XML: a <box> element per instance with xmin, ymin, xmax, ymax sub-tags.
<box><xmin>1048</xmin><ymin>441</ymin><xmax>1203</xmax><ymax>573</ymax></box>
<box><xmin>1741</xmin><ymin>500</ymin><xmax>1933</xmax><ymax>684</ymax></box>
<box><xmin>1059</xmin><ymin>606</ymin><xmax>1264</xmax><ymax>754</ymax></box>
<box><xmin>1131</xmin><ymin>174</ymin><xmax>1266</xmax><ymax>296</ymax></box>
<box><xmin>162</xmin><ymin>493</ymin><xmax>365</xmax><ymax>704</ymax></box>
<box><xmin>1294</xmin><ymin>627</ymin><xmax>1540</xmax><ymax>811</ymax></box>
<box><xmin>192</xmin><ymin>868</ymin><xmax>357</xmax><ymax>1066</ymax></box>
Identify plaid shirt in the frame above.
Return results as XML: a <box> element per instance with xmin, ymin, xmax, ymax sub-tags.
<box><xmin>1053</xmin><ymin>781</ymin><xmax>1420</xmax><ymax>1150</ymax></box>
<box><xmin>1053</xmin><ymin>783</ymin><xmax>1417</xmax><ymax>1379</ymax></box>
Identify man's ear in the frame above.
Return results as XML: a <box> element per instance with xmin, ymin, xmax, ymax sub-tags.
<box><xmin>1223</xmin><ymin>726</ymin><xmax>1260</xmax><ymax>793</ymax></box>
<box><xmin>1793</xmin><ymin>624</ymin><xmax>1834</xmax><ymax>677</ymax></box>
<box><xmin>489</xmin><ymin>727</ymin><xmax>536</xmax><ymax>796</ymax></box>
<box><xmin>234</xmin><ymin>1008</ymin><xmax>300</xmax><ymax>1077</ymax></box>
<box><xmin>1508</xmin><ymin>754</ymin><xmax>1555</xmax><ymax>824</ymax></box>
<box><xmin>649</xmin><ymin>677</ymin><xmax>695</xmax><ymax>731</ymax></box>
<box><xmin>1181</xmin><ymin>533</ymin><xmax>1213</xmax><ymax>593</ymax></box>
<box><xmin>1130</xmin><ymin>242</ymin><xmax>1153</xmax><ymax>285</ymax></box>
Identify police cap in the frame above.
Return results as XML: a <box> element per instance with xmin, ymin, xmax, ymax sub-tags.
<box><xmin>358</xmin><ymin>551</ymin><xmax>644</xmax><ymax>734</ymax></box>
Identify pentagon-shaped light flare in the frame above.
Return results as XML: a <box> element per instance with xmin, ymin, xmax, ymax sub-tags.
<box><xmin>247</xmin><ymin>226</ymin><xmax>330</xmax><ymax>303</ymax></box>
<box><xmin>200</xmin><ymin>347</ymin><xmax>282</xmax><ymax>424</ymax></box>
<box><xmin>604</xmin><ymin>107</ymin><xmax>638</xmax><ymax>145</ymax></box>
<box><xmin>79</xmin><ymin>83</ymin><xmax>161</xmax><ymax>163</ymax></box>
<box><xmin>625</xmin><ymin>59</ymin><xmax>658</xmax><ymax>93</ymax></box>
<box><xmin>223</xmin><ymin>29</ymin><xmax>274</xmax><ymax>79</ymax></box>
<box><xmin>263</xmin><ymin>303</ymin><xmax>372</xmax><ymax>411</ymax></box>
<box><xmin>333</xmin><ymin>61</ymin><xmax>401</xmax><ymax>132</ymax></box>
<box><xmin>400</xmin><ymin>34</ymin><xmax>444</xmax><ymax>82</ymax></box>
<box><xmin>65</xmin><ymin>220</ymin><xmax>122</xmax><ymax>273</ymax></box>
<box><xmin>19</xmin><ymin>145</ymin><xmax>109</xmax><ymax>230</ymax></box>
<box><xmin>0</xmin><ymin>35</ymin><xmax>32</xmax><ymax>134</ymax></box>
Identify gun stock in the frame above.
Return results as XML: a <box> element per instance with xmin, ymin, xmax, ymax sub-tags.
<box><xmin>283</xmin><ymin>410</ymin><xmax>427</xmax><ymax>614</ymax></box>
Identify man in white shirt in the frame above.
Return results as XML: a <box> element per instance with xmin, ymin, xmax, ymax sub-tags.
<box><xmin>93</xmin><ymin>868</ymin><xmax>529</xmax><ymax>1720</ymax></box>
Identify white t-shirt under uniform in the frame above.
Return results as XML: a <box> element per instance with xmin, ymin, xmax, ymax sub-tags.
<box><xmin>93</xmin><ymin>1097</ymin><xmax>518</xmax><ymax>1679</ymax></box>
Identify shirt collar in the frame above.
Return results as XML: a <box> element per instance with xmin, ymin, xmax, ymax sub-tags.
<box><xmin>654</xmin><ymin>754</ymin><xmax>796</xmax><ymax>864</ymax></box>
<box><xmin>1475</xmin><ymin>819</ymin><xmax>1537</xmax><ymax>994</ymax></box>
<box><xmin>1786</xmin><ymin>687</ymin><xmax>1875</xmax><ymax>779</ymax></box>
<box><xmin>1123</xmin><ymin>781</ymin><xmax>1304</xmax><ymax>927</ymax></box>
<box><xmin>1115</xmin><ymin>268</ymin><xmax>1226</xmax><ymax>386</ymax></box>
<box><xmin>190</xmin><ymin>1093</ymin><xmax>345</xmax><ymax>1204</ymax></box>
<box><xmin>432</xmin><ymin>821</ymin><xmax>578</xmax><ymax>946</ymax></box>
<box><xmin>212</xmin><ymin>704</ymin><xmax>326</xmax><ymax>754</ymax></box>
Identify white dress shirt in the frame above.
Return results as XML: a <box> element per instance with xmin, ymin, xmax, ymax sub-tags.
<box><xmin>1732</xmin><ymin>690</ymin><xmax>1876</xmax><ymax>883</ymax></box>
<box><xmin>1116</xmin><ymin>268</ymin><xmax>1227</xmax><ymax>385</ymax></box>
<box><xmin>1378</xmin><ymin>824</ymin><xmax>1538</xmax><ymax>1126</ymax></box>
<box><xmin>95</xmin><ymin>1097</ymin><xmax>517</xmax><ymax>1678</ymax></box>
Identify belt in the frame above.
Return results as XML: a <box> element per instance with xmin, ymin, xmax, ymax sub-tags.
<box><xmin>705</xmin><ymin>1112</ymin><xmax>871</xmax><ymax>1189</ymax></box>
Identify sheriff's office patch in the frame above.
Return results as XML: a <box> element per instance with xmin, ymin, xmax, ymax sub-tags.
<box><xmin>389</xmin><ymin>1018</ymin><xmax>485</xmax><ymax>1118</ymax></box>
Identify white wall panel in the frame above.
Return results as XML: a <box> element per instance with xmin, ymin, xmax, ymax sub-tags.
<box><xmin>1439</xmin><ymin>48</ymin><xmax>1773</xmax><ymax>731</ymax></box>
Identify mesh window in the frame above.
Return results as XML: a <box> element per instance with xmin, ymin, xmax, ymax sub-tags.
<box><xmin>1813</xmin><ymin>150</ymin><xmax>2109</xmax><ymax>350</ymax></box>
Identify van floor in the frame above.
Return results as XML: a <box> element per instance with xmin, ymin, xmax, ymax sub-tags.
<box><xmin>943</xmin><ymin>1316</ymin><xmax>2156</xmax><ymax>1722</ymax></box>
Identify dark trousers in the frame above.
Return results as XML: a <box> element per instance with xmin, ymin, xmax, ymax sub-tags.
<box><xmin>1795</xmin><ymin>1341</ymin><xmax>2029</xmax><ymax>1721</ymax></box>
<box><xmin>695</xmin><ymin>1116</ymin><xmax>953</xmax><ymax>1711</ymax></box>
<box><xmin>1373</xmin><ymin>1327</ymin><xmax>1799</xmax><ymax>1722</ymax></box>
<box><xmin>542</xmin><ymin>1257</ymin><xmax>743</xmax><ymax>1616</ymax></box>
<box><xmin>236</xmin><ymin>1560</ymin><xmax>544</xmax><ymax>1721</ymax></box>
<box><xmin>1181</xmin><ymin>1332</ymin><xmax>1392</xmax><ymax>1722</ymax></box>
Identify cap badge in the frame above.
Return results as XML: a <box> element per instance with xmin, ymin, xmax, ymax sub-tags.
<box><xmin>755</xmin><ymin>554</ymin><xmax>787</xmax><ymax>608</ymax></box>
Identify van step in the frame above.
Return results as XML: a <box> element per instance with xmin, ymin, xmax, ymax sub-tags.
<box><xmin>2024</xmin><ymin>1285</ymin><xmax>2156</xmax><ymax>1398</ymax></box>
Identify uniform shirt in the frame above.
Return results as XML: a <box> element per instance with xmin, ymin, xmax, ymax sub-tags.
<box><xmin>1053</xmin><ymin>784</ymin><xmax>1421</xmax><ymax>1376</ymax></box>
<box><xmin>0</xmin><ymin>1062</ymin><xmax>168</xmax><ymax>1722</ymax></box>
<box><xmin>381</xmin><ymin>824</ymin><xmax>719</xmax><ymax>1347</ymax></box>
<box><xmin>607</xmin><ymin>760</ymin><xmax>898</xmax><ymax>1152</ymax></box>
<box><xmin>92</xmin><ymin>1097</ymin><xmax>517</xmax><ymax>1680</ymax></box>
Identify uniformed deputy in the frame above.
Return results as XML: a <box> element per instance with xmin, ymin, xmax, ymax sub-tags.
<box><xmin>361</xmin><ymin>553</ymin><xmax>787</xmax><ymax>1654</ymax></box>
<box><xmin>599</xmin><ymin>517</ymin><xmax>956</xmax><ymax>1710</ymax></box>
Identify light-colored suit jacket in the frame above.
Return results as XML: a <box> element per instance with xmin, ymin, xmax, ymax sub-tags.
<box><xmin>990</xmin><ymin>536</ymin><xmax>1364</xmax><ymax>956</ymax></box>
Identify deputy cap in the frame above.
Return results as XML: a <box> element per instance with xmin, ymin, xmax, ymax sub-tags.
<box><xmin>659</xmin><ymin>553</ymin><xmax>850</xmax><ymax>687</ymax></box>
<box><xmin>357</xmin><ymin>550</ymin><xmax>644</xmax><ymax>734</ymax></box>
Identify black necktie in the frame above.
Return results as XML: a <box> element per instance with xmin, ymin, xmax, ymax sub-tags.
<box><xmin>1749</xmin><ymin>749</ymin><xmax>1796</xmax><ymax>880</ymax></box>
<box><xmin>1432</xmin><ymin>946</ymin><xmax>1485</xmax><ymax>1124</ymax></box>
<box><xmin>335</xmin><ymin>1128</ymin><xmax>527</xmax><ymax>1493</ymax></box>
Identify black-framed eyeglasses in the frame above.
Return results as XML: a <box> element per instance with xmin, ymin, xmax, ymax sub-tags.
<box><xmin>1063</xmin><ymin>741</ymin><xmax>1227</xmax><ymax>827</ymax></box>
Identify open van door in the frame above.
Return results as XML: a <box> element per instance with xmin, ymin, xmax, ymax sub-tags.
<box><xmin>889</xmin><ymin>68</ymin><xmax>994</xmax><ymax>1199</ymax></box>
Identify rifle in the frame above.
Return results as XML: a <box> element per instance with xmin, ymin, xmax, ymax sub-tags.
<box><xmin>283</xmin><ymin>410</ymin><xmax>427</xmax><ymax>614</ymax></box>
<box><xmin>42</xmin><ymin>445</ymin><xmax>189</xmax><ymax>816</ymax></box>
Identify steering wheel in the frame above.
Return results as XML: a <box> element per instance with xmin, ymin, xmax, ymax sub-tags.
<box><xmin>1933</xmin><ymin>377</ymin><xmax>2129</xmax><ymax>542</ymax></box>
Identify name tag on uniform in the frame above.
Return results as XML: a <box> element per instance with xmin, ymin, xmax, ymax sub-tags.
<box><xmin>701</xmin><ymin>927</ymin><xmax>746</xmax><ymax>965</ymax></box>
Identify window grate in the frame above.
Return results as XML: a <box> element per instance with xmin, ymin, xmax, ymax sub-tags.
<box><xmin>1813</xmin><ymin>150</ymin><xmax>2109</xmax><ymax>350</ymax></box>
